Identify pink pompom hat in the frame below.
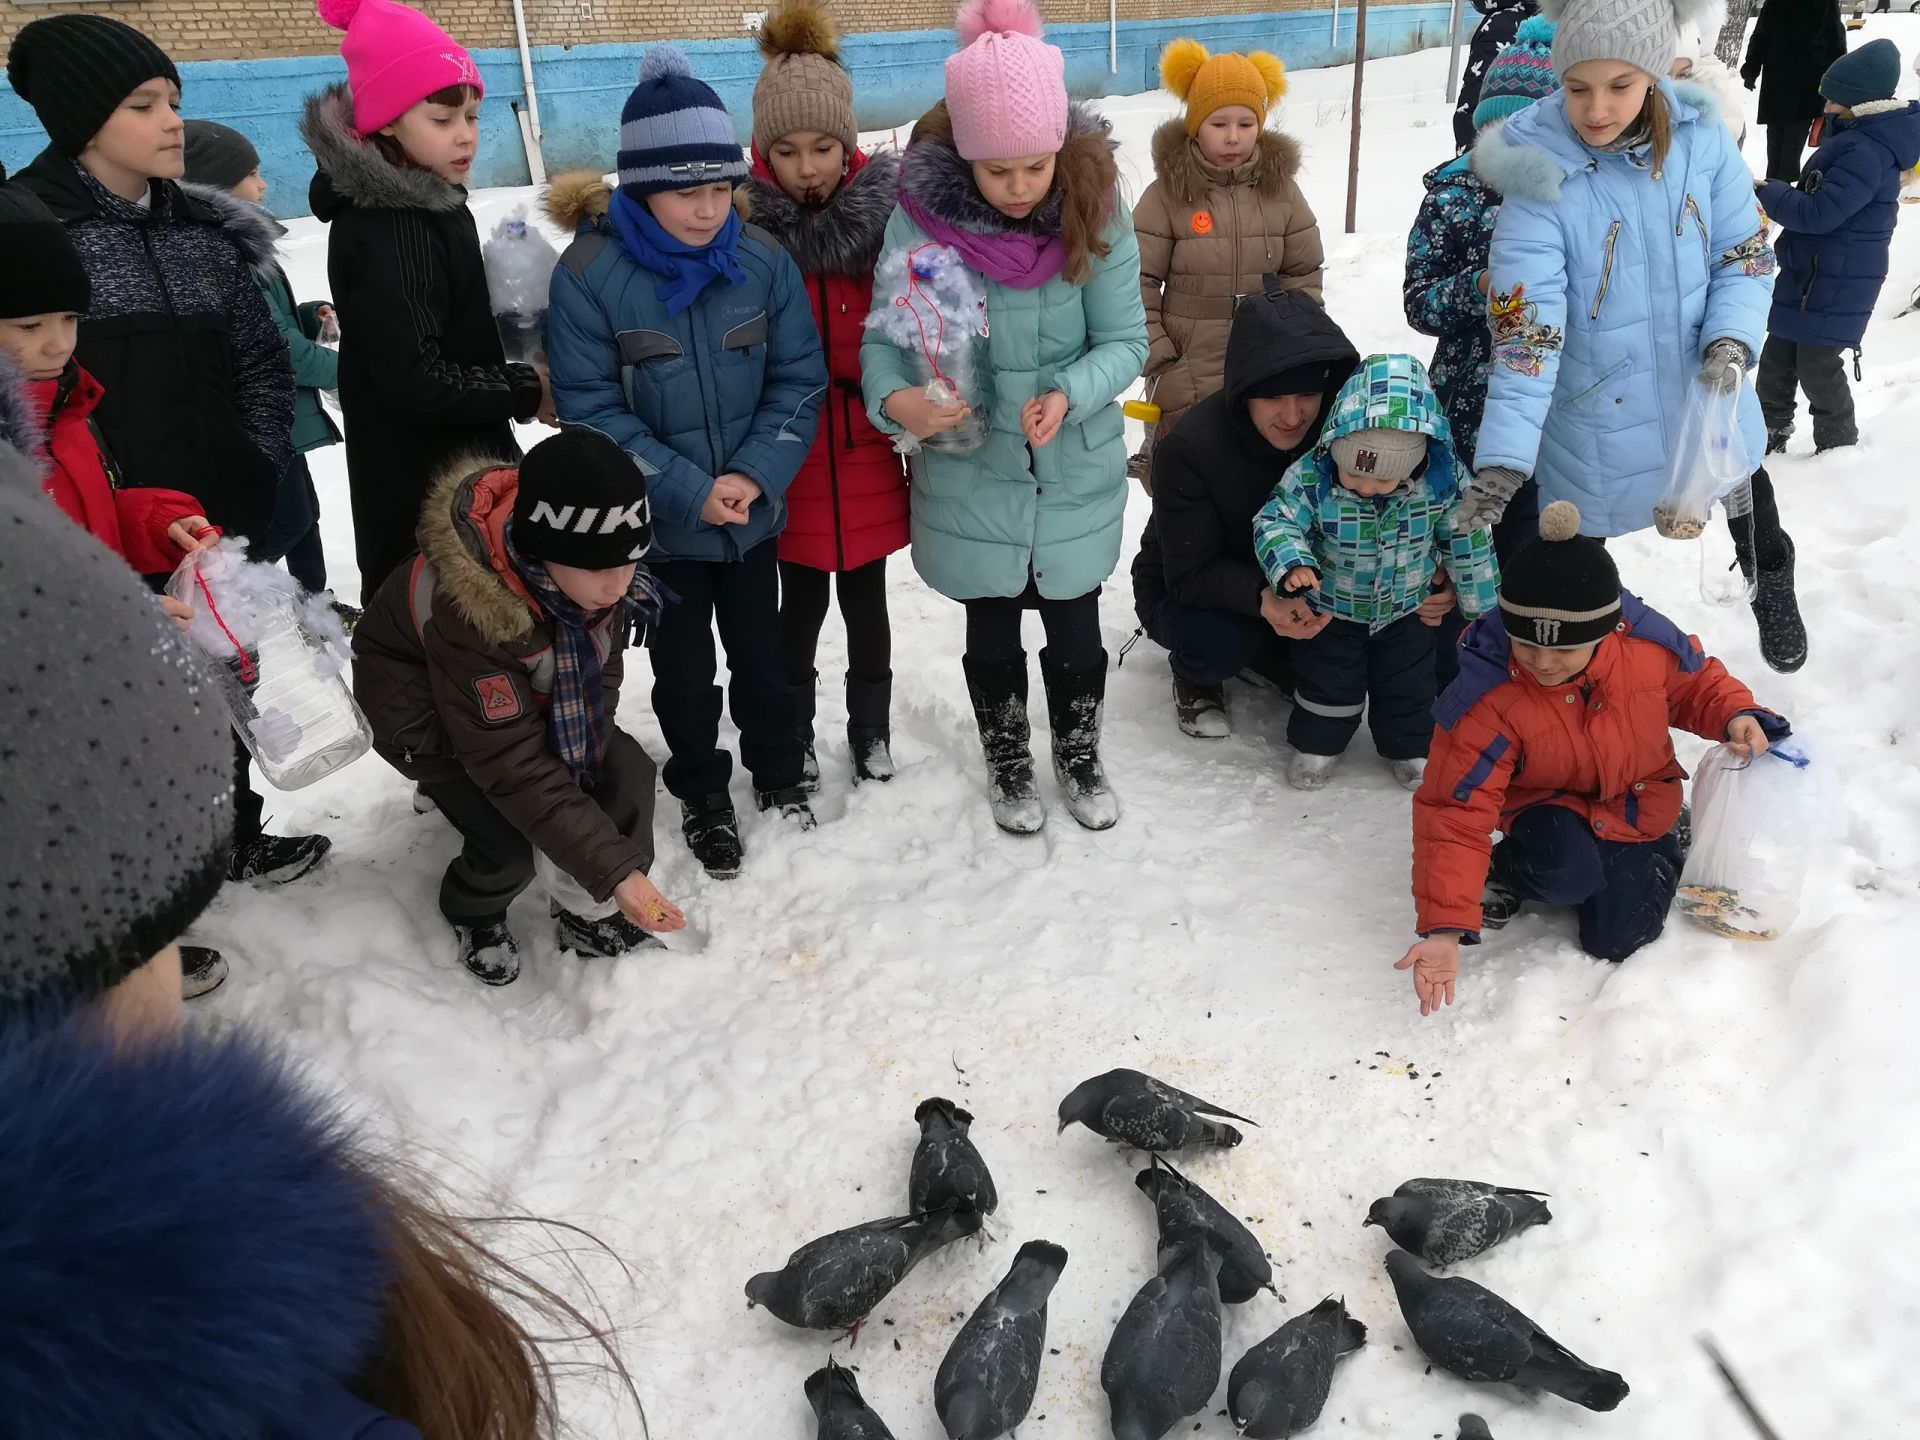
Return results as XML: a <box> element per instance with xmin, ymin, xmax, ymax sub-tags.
<box><xmin>945</xmin><ymin>0</ymin><xmax>1069</xmax><ymax>161</ymax></box>
<box><xmin>316</xmin><ymin>0</ymin><xmax>483</xmax><ymax>136</ymax></box>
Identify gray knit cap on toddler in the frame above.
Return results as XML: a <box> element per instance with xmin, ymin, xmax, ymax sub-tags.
<box><xmin>1543</xmin><ymin>0</ymin><xmax>1713</xmax><ymax>81</ymax></box>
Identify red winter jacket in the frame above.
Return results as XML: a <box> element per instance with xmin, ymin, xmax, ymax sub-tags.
<box><xmin>25</xmin><ymin>365</ymin><xmax>209</xmax><ymax>576</ymax></box>
<box><xmin>746</xmin><ymin>147</ymin><xmax>909</xmax><ymax>574</ymax></box>
<box><xmin>1414</xmin><ymin>596</ymin><xmax>1788</xmax><ymax>938</ymax></box>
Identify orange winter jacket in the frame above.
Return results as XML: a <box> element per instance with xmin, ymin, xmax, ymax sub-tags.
<box><xmin>1413</xmin><ymin>595</ymin><xmax>1788</xmax><ymax>937</ymax></box>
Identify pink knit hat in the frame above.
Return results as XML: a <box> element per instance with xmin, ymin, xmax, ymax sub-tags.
<box><xmin>944</xmin><ymin>0</ymin><xmax>1068</xmax><ymax>161</ymax></box>
<box><xmin>317</xmin><ymin>0</ymin><xmax>483</xmax><ymax>136</ymax></box>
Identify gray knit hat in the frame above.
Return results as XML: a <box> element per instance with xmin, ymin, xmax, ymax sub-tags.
<box><xmin>1543</xmin><ymin>0</ymin><xmax>1710</xmax><ymax>81</ymax></box>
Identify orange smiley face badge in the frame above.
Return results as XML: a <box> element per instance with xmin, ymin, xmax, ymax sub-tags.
<box><xmin>1190</xmin><ymin>210</ymin><xmax>1214</xmax><ymax>236</ymax></box>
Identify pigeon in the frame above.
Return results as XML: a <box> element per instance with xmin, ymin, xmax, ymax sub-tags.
<box><xmin>934</xmin><ymin>1239</ymin><xmax>1068</xmax><ymax>1440</ymax></box>
<box><xmin>1135</xmin><ymin>1155</ymin><xmax>1278</xmax><ymax>1304</ymax></box>
<box><xmin>1058</xmin><ymin>1068</ymin><xmax>1255</xmax><ymax>1152</ymax></box>
<box><xmin>805</xmin><ymin>1358</ymin><xmax>898</xmax><ymax>1440</ymax></box>
<box><xmin>747</xmin><ymin>1203</ymin><xmax>961</xmax><ymax>1342</ymax></box>
<box><xmin>1364</xmin><ymin>1178</ymin><xmax>1552</xmax><ymax>1266</ymax></box>
<box><xmin>1385</xmin><ymin>1251</ymin><xmax>1629</xmax><ymax>1412</ymax></box>
<box><xmin>1457</xmin><ymin>1416</ymin><xmax>1494</xmax><ymax>1440</ymax></box>
<box><xmin>911</xmin><ymin>1098</ymin><xmax>997</xmax><ymax>1242</ymax></box>
<box><xmin>1226</xmin><ymin>1295</ymin><xmax>1367</xmax><ymax>1438</ymax></box>
<box><xmin>1101</xmin><ymin>1235</ymin><xmax>1226</xmax><ymax>1440</ymax></box>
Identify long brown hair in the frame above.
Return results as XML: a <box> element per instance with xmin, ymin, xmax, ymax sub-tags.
<box><xmin>1053</xmin><ymin>122</ymin><xmax>1119</xmax><ymax>286</ymax></box>
<box><xmin>368</xmin><ymin>84</ymin><xmax>483</xmax><ymax>171</ymax></box>
<box><xmin>1641</xmin><ymin>84</ymin><xmax>1673</xmax><ymax>175</ymax></box>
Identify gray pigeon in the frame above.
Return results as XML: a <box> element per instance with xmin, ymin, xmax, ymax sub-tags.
<box><xmin>911</xmin><ymin>1098</ymin><xmax>997</xmax><ymax>1242</ymax></box>
<box><xmin>805</xmin><ymin>1359</ymin><xmax>898</xmax><ymax>1440</ymax></box>
<box><xmin>1136</xmin><ymin>1155</ymin><xmax>1278</xmax><ymax>1304</ymax></box>
<box><xmin>1101</xmin><ymin>1235</ymin><xmax>1225</xmax><ymax>1440</ymax></box>
<box><xmin>1058</xmin><ymin>1068</ymin><xmax>1255</xmax><ymax>1152</ymax></box>
<box><xmin>1457</xmin><ymin>1416</ymin><xmax>1494</xmax><ymax>1439</ymax></box>
<box><xmin>1226</xmin><ymin>1295</ymin><xmax>1367</xmax><ymax>1438</ymax></box>
<box><xmin>1385</xmin><ymin>1251</ymin><xmax>1629</xmax><ymax>1412</ymax></box>
<box><xmin>934</xmin><ymin>1239</ymin><xmax>1068</xmax><ymax>1440</ymax></box>
<box><xmin>1364</xmin><ymin>1178</ymin><xmax>1551</xmax><ymax>1266</ymax></box>
<box><xmin>747</xmin><ymin>1203</ymin><xmax>961</xmax><ymax>1342</ymax></box>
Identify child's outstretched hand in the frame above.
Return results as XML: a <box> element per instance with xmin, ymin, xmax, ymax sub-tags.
<box><xmin>1283</xmin><ymin>566</ymin><xmax>1319</xmax><ymax>596</ymax></box>
<box><xmin>1020</xmin><ymin>391</ymin><xmax>1069</xmax><ymax>447</ymax></box>
<box><xmin>1726</xmin><ymin>715</ymin><xmax>1773</xmax><ymax>760</ymax></box>
<box><xmin>615</xmin><ymin>870</ymin><xmax>687</xmax><ymax>934</ymax></box>
<box><xmin>1395</xmin><ymin>935</ymin><xmax>1460</xmax><ymax>1016</ymax></box>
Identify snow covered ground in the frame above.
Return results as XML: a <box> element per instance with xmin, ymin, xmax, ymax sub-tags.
<box><xmin>228</xmin><ymin>30</ymin><xmax>1920</xmax><ymax>1438</ymax></box>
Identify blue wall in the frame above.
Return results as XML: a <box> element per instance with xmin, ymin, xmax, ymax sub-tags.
<box><xmin>1</xmin><ymin>4</ymin><xmax>1463</xmax><ymax>217</ymax></box>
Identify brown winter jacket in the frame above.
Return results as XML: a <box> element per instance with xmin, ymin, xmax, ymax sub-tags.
<box><xmin>351</xmin><ymin>459</ymin><xmax>649</xmax><ymax>901</ymax></box>
<box><xmin>1133</xmin><ymin>120</ymin><xmax>1325</xmax><ymax>439</ymax></box>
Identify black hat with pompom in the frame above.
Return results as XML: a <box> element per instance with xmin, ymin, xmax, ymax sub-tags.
<box><xmin>1497</xmin><ymin>500</ymin><xmax>1623</xmax><ymax>650</ymax></box>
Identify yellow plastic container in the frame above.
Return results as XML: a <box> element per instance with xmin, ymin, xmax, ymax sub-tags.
<box><xmin>1123</xmin><ymin>400</ymin><xmax>1162</xmax><ymax>424</ymax></box>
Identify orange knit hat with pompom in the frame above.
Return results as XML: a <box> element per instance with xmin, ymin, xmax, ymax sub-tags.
<box><xmin>1160</xmin><ymin>38</ymin><xmax>1286</xmax><ymax>135</ymax></box>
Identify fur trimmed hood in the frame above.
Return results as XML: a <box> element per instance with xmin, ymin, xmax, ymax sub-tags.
<box><xmin>0</xmin><ymin>350</ymin><xmax>47</xmax><ymax>489</ymax></box>
<box><xmin>1473</xmin><ymin>78</ymin><xmax>1720</xmax><ymax>202</ymax></box>
<box><xmin>177</xmin><ymin>182</ymin><xmax>284</xmax><ymax>273</ymax></box>
<box><xmin>1149</xmin><ymin>118</ymin><xmax>1303</xmax><ymax>206</ymax></box>
<box><xmin>417</xmin><ymin>456</ymin><xmax>539</xmax><ymax>646</ymax></box>
<box><xmin>545</xmin><ymin>169</ymin><xmax>614</xmax><ymax>233</ymax></box>
<box><xmin>898</xmin><ymin>99</ymin><xmax>1118</xmax><ymax>238</ymax></box>
<box><xmin>743</xmin><ymin>147</ymin><xmax>899</xmax><ymax>277</ymax></box>
<box><xmin>303</xmin><ymin>84</ymin><xmax>470</xmax><ymax>218</ymax></box>
<box><xmin>0</xmin><ymin>1012</ymin><xmax>393</xmax><ymax>1438</ymax></box>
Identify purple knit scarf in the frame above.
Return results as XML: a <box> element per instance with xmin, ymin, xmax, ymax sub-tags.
<box><xmin>897</xmin><ymin>190</ymin><xmax>1066</xmax><ymax>290</ymax></box>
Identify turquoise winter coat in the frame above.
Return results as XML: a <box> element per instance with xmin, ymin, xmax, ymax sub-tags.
<box><xmin>1471</xmin><ymin>81</ymin><xmax>1775</xmax><ymax>538</ymax></box>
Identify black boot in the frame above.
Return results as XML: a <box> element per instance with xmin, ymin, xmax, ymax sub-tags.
<box><xmin>754</xmin><ymin>784</ymin><xmax>819</xmax><ymax>830</ymax></box>
<box><xmin>794</xmin><ymin>672</ymin><xmax>820</xmax><ymax>793</ymax></box>
<box><xmin>179</xmin><ymin>945</ymin><xmax>228</xmax><ymax>998</ymax></box>
<box><xmin>227</xmin><ymin>832</ymin><xmax>332</xmax><ymax>885</ymax></box>
<box><xmin>552</xmin><ymin>901</ymin><xmax>661</xmax><ymax>957</ymax></box>
<box><xmin>682</xmin><ymin>792</ymin><xmax>744</xmax><ymax>879</ymax></box>
<box><xmin>1040</xmin><ymin>647</ymin><xmax>1119</xmax><ymax>832</ymax></box>
<box><xmin>1171</xmin><ymin>677</ymin><xmax>1229</xmax><ymax>738</ymax></box>
<box><xmin>846</xmin><ymin>672</ymin><xmax>894</xmax><ymax>784</ymax></box>
<box><xmin>454</xmin><ymin>916</ymin><xmax>520</xmax><ymax>985</ymax></box>
<box><xmin>1751</xmin><ymin>537</ymin><xmax>1808</xmax><ymax>674</ymax></box>
<box><xmin>962</xmin><ymin>652</ymin><xmax>1044</xmax><ymax>835</ymax></box>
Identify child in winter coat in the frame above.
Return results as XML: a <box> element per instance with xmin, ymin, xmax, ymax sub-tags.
<box><xmin>1133</xmin><ymin>39</ymin><xmax>1322</xmax><ymax>483</ymax></box>
<box><xmin>1252</xmin><ymin>353</ymin><xmax>1499</xmax><ymax>793</ymax></box>
<box><xmin>351</xmin><ymin>429</ymin><xmax>686</xmax><ymax>983</ymax></box>
<box><xmin>546</xmin><ymin>48</ymin><xmax>828</xmax><ymax>879</ymax></box>
<box><xmin>746</xmin><ymin>0</ymin><xmax>909</xmax><ymax>789</ymax></box>
<box><xmin>184</xmin><ymin>120</ymin><xmax>344</xmax><ymax>598</ymax></box>
<box><xmin>1398</xmin><ymin>500</ymin><xmax>1788</xmax><ymax>1016</ymax></box>
<box><xmin>862</xmin><ymin>0</ymin><xmax>1148</xmax><ymax>837</ymax></box>
<box><xmin>1756</xmin><ymin>40</ymin><xmax>1920</xmax><ymax>455</ymax></box>
<box><xmin>302</xmin><ymin>0</ymin><xmax>550</xmax><ymax>600</ymax></box>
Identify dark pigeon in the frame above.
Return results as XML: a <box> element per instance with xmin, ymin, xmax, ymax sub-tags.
<box><xmin>1457</xmin><ymin>1416</ymin><xmax>1494</xmax><ymax>1439</ymax></box>
<box><xmin>1136</xmin><ymin>1155</ymin><xmax>1278</xmax><ymax>1305</ymax></box>
<box><xmin>1385</xmin><ymin>1251</ymin><xmax>1629</xmax><ymax>1412</ymax></box>
<box><xmin>911</xmin><ymin>1098</ymin><xmax>997</xmax><ymax>1243</ymax></box>
<box><xmin>805</xmin><ymin>1359</ymin><xmax>898</xmax><ymax>1440</ymax></box>
<box><xmin>1364</xmin><ymin>1178</ymin><xmax>1551</xmax><ymax>1266</ymax></box>
<box><xmin>1101</xmin><ymin>1235</ymin><xmax>1225</xmax><ymax>1440</ymax></box>
<box><xmin>934</xmin><ymin>1239</ymin><xmax>1068</xmax><ymax>1440</ymax></box>
<box><xmin>1226</xmin><ymin>1295</ymin><xmax>1367</xmax><ymax>1438</ymax></box>
<box><xmin>747</xmin><ymin>1203</ymin><xmax>961</xmax><ymax>1342</ymax></box>
<box><xmin>1058</xmin><ymin>1068</ymin><xmax>1255</xmax><ymax>1152</ymax></box>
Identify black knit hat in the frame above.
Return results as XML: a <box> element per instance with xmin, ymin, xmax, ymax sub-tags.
<box><xmin>0</xmin><ymin>483</ymin><xmax>234</xmax><ymax>1022</ymax></box>
<box><xmin>6</xmin><ymin>15</ymin><xmax>181</xmax><ymax>159</ymax></box>
<box><xmin>0</xmin><ymin>180</ymin><xmax>89</xmax><ymax>319</ymax></box>
<box><xmin>182</xmin><ymin>120</ymin><xmax>261</xmax><ymax>191</ymax></box>
<box><xmin>1497</xmin><ymin>500</ymin><xmax>1623</xmax><ymax>650</ymax></box>
<box><xmin>509</xmin><ymin>429</ymin><xmax>653</xmax><ymax>569</ymax></box>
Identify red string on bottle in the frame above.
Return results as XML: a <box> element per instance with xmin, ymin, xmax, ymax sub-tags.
<box><xmin>193</xmin><ymin>566</ymin><xmax>256</xmax><ymax>683</ymax></box>
<box><xmin>895</xmin><ymin>242</ymin><xmax>952</xmax><ymax>386</ymax></box>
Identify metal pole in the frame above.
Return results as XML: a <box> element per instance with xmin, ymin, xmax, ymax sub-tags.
<box><xmin>1330</xmin><ymin>0</ymin><xmax>1341</xmax><ymax>50</ymax></box>
<box><xmin>1110</xmin><ymin>0</ymin><xmax>1118</xmax><ymax>74</ymax></box>
<box><xmin>1345</xmin><ymin>0</ymin><xmax>1368</xmax><ymax>233</ymax></box>
<box><xmin>1443</xmin><ymin>0</ymin><xmax>1466</xmax><ymax>102</ymax></box>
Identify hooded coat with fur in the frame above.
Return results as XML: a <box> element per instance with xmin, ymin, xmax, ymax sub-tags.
<box><xmin>302</xmin><ymin>85</ymin><xmax>546</xmax><ymax>597</ymax></box>
<box><xmin>1133</xmin><ymin>119</ymin><xmax>1324</xmax><ymax>441</ymax></box>
<box><xmin>860</xmin><ymin>101</ymin><xmax>1149</xmax><ymax>603</ymax></box>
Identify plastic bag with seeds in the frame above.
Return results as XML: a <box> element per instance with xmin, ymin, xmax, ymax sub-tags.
<box><xmin>1678</xmin><ymin>739</ymin><xmax>1828</xmax><ymax>942</ymax></box>
<box><xmin>1653</xmin><ymin>376</ymin><xmax>1752</xmax><ymax>540</ymax></box>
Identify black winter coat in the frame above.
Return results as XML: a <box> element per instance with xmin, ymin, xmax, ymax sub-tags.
<box><xmin>1131</xmin><ymin>290</ymin><xmax>1360</xmax><ymax>621</ymax></box>
<box><xmin>1452</xmin><ymin>0</ymin><xmax>1539</xmax><ymax>152</ymax></box>
<box><xmin>301</xmin><ymin>85</ymin><xmax>544</xmax><ymax>598</ymax></box>
<box><xmin>1742</xmin><ymin>0</ymin><xmax>1847</xmax><ymax>126</ymax></box>
<box><xmin>12</xmin><ymin>152</ymin><xmax>294</xmax><ymax>542</ymax></box>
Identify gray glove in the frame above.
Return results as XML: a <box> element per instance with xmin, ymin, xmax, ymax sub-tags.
<box><xmin>1699</xmin><ymin>338</ymin><xmax>1751</xmax><ymax>395</ymax></box>
<box><xmin>1457</xmin><ymin>466</ymin><xmax>1526</xmax><ymax>532</ymax></box>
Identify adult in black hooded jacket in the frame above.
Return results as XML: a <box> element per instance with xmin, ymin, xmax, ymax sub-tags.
<box><xmin>1130</xmin><ymin>286</ymin><xmax>1360</xmax><ymax>737</ymax></box>
<box><xmin>1742</xmin><ymin>0</ymin><xmax>1848</xmax><ymax>182</ymax></box>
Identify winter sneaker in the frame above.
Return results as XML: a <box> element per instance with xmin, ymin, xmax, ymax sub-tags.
<box><xmin>455</xmin><ymin>916</ymin><xmax>521</xmax><ymax>986</ymax></box>
<box><xmin>682</xmin><ymin>794</ymin><xmax>744</xmax><ymax>879</ymax></box>
<box><xmin>1391</xmin><ymin>757</ymin><xmax>1428</xmax><ymax>792</ymax></box>
<box><xmin>180</xmin><ymin>945</ymin><xmax>228</xmax><ymax>999</ymax></box>
<box><xmin>1480</xmin><ymin>875</ymin><xmax>1522</xmax><ymax>929</ymax></box>
<box><xmin>962</xmin><ymin>652</ymin><xmax>1045</xmax><ymax>836</ymax></box>
<box><xmin>846</xmin><ymin>673</ymin><xmax>895</xmax><ymax>784</ymax></box>
<box><xmin>227</xmin><ymin>832</ymin><xmax>332</xmax><ymax>886</ymax></box>
<box><xmin>552</xmin><ymin>901</ymin><xmax>662</xmax><ymax>958</ymax></box>
<box><xmin>1172</xmin><ymin>678</ymin><xmax>1230</xmax><ymax>739</ymax></box>
<box><xmin>1289</xmin><ymin>753</ymin><xmax>1339</xmax><ymax>791</ymax></box>
<box><xmin>800</xmin><ymin>740</ymin><xmax>821</xmax><ymax>794</ymax></box>
<box><xmin>1041</xmin><ymin>648</ymin><xmax>1119</xmax><ymax>831</ymax></box>
<box><xmin>755</xmin><ymin>784</ymin><xmax>819</xmax><ymax>831</ymax></box>
<box><xmin>1751</xmin><ymin>537</ymin><xmax>1808</xmax><ymax>673</ymax></box>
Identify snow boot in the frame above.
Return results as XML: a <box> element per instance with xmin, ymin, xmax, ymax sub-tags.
<box><xmin>1750</xmin><ymin>537</ymin><xmax>1808</xmax><ymax>673</ymax></box>
<box><xmin>1480</xmin><ymin>875</ymin><xmax>1522</xmax><ymax>929</ymax></box>
<box><xmin>1172</xmin><ymin>677</ymin><xmax>1229</xmax><ymax>739</ymax></box>
<box><xmin>179</xmin><ymin>945</ymin><xmax>227</xmax><ymax>999</ymax></box>
<box><xmin>413</xmin><ymin>784</ymin><xmax>437</xmax><ymax>815</ymax></box>
<box><xmin>682</xmin><ymin>793</ymin><xmax>743</xmax><ymax>879</ymax></box>
<box><xmin>1041</xmin><ymin>648</ymin><xmax>1119</xmax><ymax>831</ymax></box>
<box><xmin>1391</xmin><ymin>757</ymin><xmax>1428</xmax><ymax>792</ymax></box>
<box><xmin>755</xmin><ymin>784</ymin><xmax>819</xmax><ymax>831</ymax></box>
<box><xmin>1670</xmin><ymin>803</ymin><xmax>1693</xmax><ymax>865</ymax></box>
<box><xmin>455</xmin><ymin>916</ymin><xmax>520</xmax><ymax>985</ymax></box>
<box><xmin>227</xmin><ymin>832</ymin><xmax>332</xmax><ymax>886</ymax></box>
<box><xmin>1289</xmin><ymin>752</ymin><xmax>1339</xmax><ymax>790</ymax></box>
<box><xmin>794</xmin><ymin>673</ymin><xmax>820</xmax><ymax>794</ymax></box>
<box><xmin>962</xmin><ymin>652</ymin><xmax>1045</xmax><ymax>835</ymax></box>
<box><xmin>1764</xmin><ymin>427</ymin><xmax>1790</xmax><ymax>456</ymax></box>
<box><xmin>846</xmin><ymin>672</ymin><xmax>895</xmax><ymax>784</ymax></box>
<box><xmin>552</xmin><ymin>901</ymin><xmax>661</xmax><ymax>958</ymax></box>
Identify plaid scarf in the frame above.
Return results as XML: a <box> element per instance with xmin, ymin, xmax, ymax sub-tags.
<box><xmin>504</xmin><ymin>527</ymin><xmax>668</xmax><ymax>787</ymax></box>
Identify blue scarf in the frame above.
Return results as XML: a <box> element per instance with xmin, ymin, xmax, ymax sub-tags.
<box><xmin>607</xmin><ymin>189</ymin><xmax>747</xmax><ymax>316</ymax></box>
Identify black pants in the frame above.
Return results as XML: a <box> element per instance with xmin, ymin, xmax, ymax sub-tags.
<box><xmin>779</xmin><ymin>556</ymin><xmax>892</xmax><ymax>685</ymax></box>
<box><xmin>233</xmin><ymin>730</ymin><xmax>264</xmax><ymax>846</ymax></box>
<box><xmin>418</xmin><ymin>730</ymin><xmax>657</xmax><ymax>923</ymax></box>
<box><xmin>1496</xmin><ymin>805</ymin><xmax>1684</xmax><ymax>961</ymax></box>
<box><xmin>648</xmin><ymin>538</ymin><xmax>802</xmax><ymax>800</ymax></box>
<box><xmin>1434</xmin><ymin>477</ymin><xmax>1540</xmax><ymax>688</ymax></box>
<box><xmin>253</xmin><ymin>453</ymin><xmax>328</xmax><ymax>593</ymax></box>
<box><xmin>1288</xmin><ymin>613</ymin><xmax>1435</xmax><ymax>761</ymax></box>
<box><xmin>1764</xmin><ymin>119</ymin><xmax>1812</xmax><ymax>184</ymax></box>
<box><xmin>964</xmin><ymin>583</ymin><xmax>1104</xmax><ymax>672</ymax></box>
<box><xmin>1756</xmin><ymin>336</ymin><xmax>1857</xmax><ymax>450</ymax></box>
<box><xmin>1729</xmin><ymin>465</ymin><xmax>1793</xmax><ymax>573</ymax></box>
<box><xmin>1141</xmin><ymin>596</ymin><xmax>1293</xmax><ymax>690</ymax></box>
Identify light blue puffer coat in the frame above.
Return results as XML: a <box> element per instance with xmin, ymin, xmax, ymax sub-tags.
<box><xmin>1471</xmin><ymin>80</ymin><xmax>1775</xmax><ymax>538</ymax></box>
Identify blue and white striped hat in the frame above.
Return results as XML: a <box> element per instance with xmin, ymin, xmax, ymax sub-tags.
<box><xmin>618</xmin><ymin>45</ymin><xmax>748</xmax><ymax>200</ymax></box>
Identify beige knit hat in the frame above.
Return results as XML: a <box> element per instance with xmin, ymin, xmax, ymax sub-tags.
<box><xmin>752</xmin><ymin>0</ymin><xmax>857</xmax><ymax>156</ymax></box>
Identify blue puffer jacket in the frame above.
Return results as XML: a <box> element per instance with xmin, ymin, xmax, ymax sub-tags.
<box><xmin>1758</xmin><ymin>100</ymin><xmax>1920</xmax><ymax>350</ymax></box>
<box><xmin>545</xmin><ymin>174</ymin><xmax>827</xmax><ymax>564</ymax></box>
<box><xmin>1472</xmin><ymin>81</ymin><xmax>1774</xmax><ymax>538</ymax></box>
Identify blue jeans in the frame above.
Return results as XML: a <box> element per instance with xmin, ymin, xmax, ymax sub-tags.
<box><xmin>1495</xmin><ymin>805</ymin><xmax>1684</xmax><ymax>961</ymax></box>
<box><xmin>1142</xmin><ymin>597</ymin><xmax>1292</xmax><ymax>689</ymax></box>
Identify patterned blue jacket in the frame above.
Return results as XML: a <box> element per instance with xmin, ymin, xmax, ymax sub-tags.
<box><xmin>1404</xmin><ymin>153</ymin><xmax>1501</xmax><ymax>471</ymax></box>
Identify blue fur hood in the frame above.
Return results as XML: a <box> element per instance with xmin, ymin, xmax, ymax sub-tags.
<box><xmin>0</xmin><ymin>1012</ymin><xmax>411</xmax><ymax>1439</ymax></box>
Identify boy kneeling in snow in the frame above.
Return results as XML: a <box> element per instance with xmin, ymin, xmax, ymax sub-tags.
<box><xmin>352</xmin><ymin>429</ymin><xmax>685</xmax><ymax>985</ymax></box>
<box><xmin>1399</xmin><ymin>501</ymin><xmax>1788</xmax><ymax>1016</ymax></box>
